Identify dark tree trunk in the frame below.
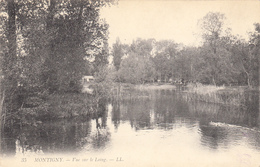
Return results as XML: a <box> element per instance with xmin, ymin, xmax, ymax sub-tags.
<box><xmin>4</xmin><ymin>0</ymin><xmax>19</xmax><ymax>113</ymax></box>
<box><xmin>68</xmin><ymin>0</ymin><xmax>84</xmax><ymax>92</ymax></box>
<box><xmin>42</xmin><ymin>0</ymin><xmax>57</xmax><ymax>93</ymax></box>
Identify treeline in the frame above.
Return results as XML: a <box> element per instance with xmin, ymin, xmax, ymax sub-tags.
<box><xmin>0</xmin><ymin>0</ymin><xmax>111</xmax><ymax>125</ymax></box>
<box><xmin>112</xmin><ymin>12</ymin><xmax>260</xmax><ymax>87</ymax></box>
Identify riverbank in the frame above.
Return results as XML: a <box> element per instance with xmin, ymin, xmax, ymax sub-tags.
<box><xmin>111</xmin><ymin>83</ymin><xmax>176</xmax><ymax>95</ymax></box>
<box><xmin>117</xmin><ymin>82</ymin><xmax>259</xmax><ymax>107</ymax></box>
<box><xmin>182</xmin><ymin>83</ymin><xmax>259</xmax><ymax>106</ymax></box>
<box><xmin>112</xmin><ymin>83</ymin><xmax>177</xmax><ymax>91</ymax></box>
<box><xmin>134</xmin><ymin>83</ymin><xmax>176</xmax><ymax>90</ymax></box>
<box><xmin>11</xmin><ymin>83</ymin><xmax>258</xmax><ymax>124</ymax></box>
<box><xmin>3</xmin><ymin>92</ymin><xmax>106</xmax><ymax>129</ymax></box>
<box><xmin>186</xmin><ymin>83</ymin><xmax>259</xmax><ymax>93</ymax></box>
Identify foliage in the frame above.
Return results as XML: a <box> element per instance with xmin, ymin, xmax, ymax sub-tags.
<box><xmin>112</xmin><ymin>38</ymin><xmax>130</xmax><ymax>71</ymax></box>
<box><xmin>151</xmin><ymin>40</ymin><xmax>178</xmax><ymax>81</ymax></box>
<box><xmin>199</xmin><ymin>12</ymin><xmax>226</xmax><ymax>53</ymax></box>
<box><xmin>118</xmin><ymin>52</ymin><xmax>156</xmax><ymax>84</ymax></box>
<box><xmin>111</xmin><ymin>18</ymin><xmax>259</xmax><ymax>87</ymax></box>
<box><xmin>130</xmin><ymin>38</ymin><xmax>154</xmax><ymax>57</ymax></box>
<box><xmin>92</xmin><ymin>65</ymin><xmax>116</xmax><ymax>98</ymax></box>
<box><xmin>111</xmin><ymin>14</ymin><xmax>259</xmax><ymax>87</ymax></box>
<box><xmin>0</xmin><ymin>0</ymin><xmax>112</xmax><ymax>128</ymax></box>
<box><xmin>183</xmin><ymin>83</ymin><xmax>259</xmax><ymax>112</ymax></box>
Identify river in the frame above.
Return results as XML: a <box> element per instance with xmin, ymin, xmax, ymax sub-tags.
<box><xmin>1</xmin><ymin>89</ymin><xmax>260</xmax><ymax>167</ymax></box>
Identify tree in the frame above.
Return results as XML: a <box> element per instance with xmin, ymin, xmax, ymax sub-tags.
<box><xmin>199</xmin><ymin>12</ymin><xmax>226</xmax><ymax>54</ymax></box>
<box><xmin>174</xmin><ymin>47</ymin><xmax>201</xmax><ymax>82</ymax></box>
<box><xmin>217</xmin><ymin>27</ymin><xmax>259</xmax><ymax>87</ymax></box>
<box><xmin>38</xmin><ymin>0</ymin><xmax>111</xmax><ymax>92</ymax></box>
<box><xmin>115</xmin><ymin>38</ymin><xmax>157</xmax><ymax>84</ymax></box>
<box><xmin>112</xmin><ymin>38</ymin><xmax>125</xmax><ymax>71</ymax></box>
<box><xmin>198</xmin><ymin>12</ymin><xmax>227</xmax><ymax>85</ymax></box>
<box><xmin>41</xmin><ymin>0</ymin><xmax>58</xmax><ymax>93</ymax></box>
<box><xmin>2</xmin><ymin>0</ymin><xmax>20</xmax><ymax>116</ymax></box>
<box><xmin>0</xmin><ymin>0</ymin><xmax>113</xmax><ymax>127</ymax></box>
<box><xmin>118</xmin><ymin>52</ymin><xmax>156</xmax><ymax>84</ymax></box>
<box><xmin>152</xmin><ymin>53</ymin><xmax>171</xmax><ymax>82</ymax></box>
<box><xmin>248</xmin><ymin>23</ymin><xmax>260</xmax><ymax>87</ymax></box>
<box><xmin>130</xmin><ymin>38</ymin><xmax>154</xmax><ymax>58</ymax></box>
<box><xmin>152</xmin><ymin>40</ymin><xmax>178</xmax><ymax>82</ymax></box>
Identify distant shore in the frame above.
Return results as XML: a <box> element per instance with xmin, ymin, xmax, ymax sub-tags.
<box><xmin>116</xmin><ymin>82</ymin><xmax>259</xmax><ymax>92</ymax></box>
<box><xmin>113</xmin><ymin>83</ymin><xmax>177</xmax><ymax>91</ymax></box>
<box><xmin>134</xmin><ymin>83</ymin><xmax>176</xmax><ymax>90</ymax></box>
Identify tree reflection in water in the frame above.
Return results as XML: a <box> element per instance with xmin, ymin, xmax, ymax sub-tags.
<box><xmin>1</xmin><ymin>98</ymin><xmax>111</xmax><ymax>156</ymax></box>
<box><xmin>112</xmin><ymin>89</ymin><xmax>260</xmax><ymax>151</ymax></box>
<box><xmin>83</xmin><ymin>100</ymin><xmax>111</xmax><ymax>151</ymax></box>
<box><xmin>1</xmin><ymin>89</ymin><xmax>259</xmax><ymax>157</ymax></box>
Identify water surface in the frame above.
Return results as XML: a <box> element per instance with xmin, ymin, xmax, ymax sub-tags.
<box><xmin>1</xmin><ymin>89</ymin><xmax>260</xmax><ymax>167</ymax></box>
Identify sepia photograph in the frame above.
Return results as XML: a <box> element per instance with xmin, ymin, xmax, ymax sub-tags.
<box><xmin>0</xmin><ymin>0</ymin><xmax>260</xmax><ymax>167</ymax></box>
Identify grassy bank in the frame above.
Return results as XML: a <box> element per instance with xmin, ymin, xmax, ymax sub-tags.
<box><xmin>46</xmin><ymin>93</ymin><xmax>94</xmax><ymax>119</ymax></box>
<box><xmin>111</xmin><ymin>83</ymin><xmax>176</xmax><ymax>91</ymax></box>
<box><xmin>6</xmin><ymin>92</ymin><xmax>105</xmax><ymax>128</ymax></box>
<box><xmin>134</xmin><ymin>83</ymin><xmax>176</xmax><ymax>90</ymax></box>
<box><xmin>182</xmin><ymin>83</ymin><xmax>259</xmax><ymax>106</ymax></box>
<box><xmin>110</xmin><ymin>83</ymin><xmax>176</xmax><ymax>101</ymax></box>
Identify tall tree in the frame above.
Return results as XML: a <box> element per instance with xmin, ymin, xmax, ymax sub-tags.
<box><xmin>38</xmin><ymin>0</ymin><xmax>111</xmax><ymax>92</ymax></box>
<box><xmin>41</xmin><ymin>0</ymin><xmax>58</xmax><ymax>93</ymax></box>
<box><xmin>199</xmin><ymin>12</ymin><xmax>226</xmax><ymax>54</ymax></box>
<box><xmin>118</xmin><ymin>52</ymin><xmax>156</xmax><ymax>84</ymax></box>
<box><xmin>2</xmin><ymin>0</ymin><xmax>20</xmax><ymax>115</ymax></box>
<box><xmin>198</xmin><ymin>12</ymin><xmax>226</xmax><ymax>85</ymax></box>
<box><xmin>130</xmin><ymin>38</ymin><xmax>154</xmax><ymax>58</ymax></box>
<box><xmin>249</xmin><ymin>23</ymin><xmax>260</xmax><ymax>87</ymax></box>
<box><xmin>112</xmin><ymin>38</ymin><xmax>124</xmax><ymax>71</ymax></box>
<box><xmin>152</xmin><ymin>40</ymin><xmax>178</xmax><ymax>82</ymax></box>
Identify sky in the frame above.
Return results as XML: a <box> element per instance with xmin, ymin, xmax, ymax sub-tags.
<box><xmin>100</xmin><ymin>0</ymin><xmax>260</xmax><ymax>47</ymax></box>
